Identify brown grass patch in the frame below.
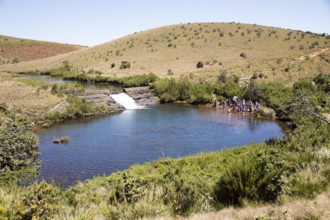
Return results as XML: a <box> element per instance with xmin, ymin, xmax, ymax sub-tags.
<box><xmin>1</xmin><ymin>23</ymin><xmax>329</xmax><ymax>83</ymax></box>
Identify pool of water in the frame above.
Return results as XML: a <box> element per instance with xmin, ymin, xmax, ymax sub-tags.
<box><xmin>36</xmin><ymin>104</ymin><xmax>284</xmax><ymax>186</ymax></box>
<box><xmin>20</xmin><ymin>75</ymin><xmax>122</xmax><ymax>92</ymax></box>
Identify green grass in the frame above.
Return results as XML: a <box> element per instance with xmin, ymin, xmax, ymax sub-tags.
<box><xmin>0</xmin><ymin>74</ymin><xmax>329</xmax><ymax>219</ymax></box>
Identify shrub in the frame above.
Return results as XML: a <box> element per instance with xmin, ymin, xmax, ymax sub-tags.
<box><xmin>214</xmin><ymin>148</ymin><xmax>287</xmax><ymax>206</ymax></box>
<box><xmin>111</xmin><ymin>63</ymin><xmax>115</xmax><ymax>68</ymax></box>
<box><xmin>232</xmin><ymin>75</ymin><xmax>240</xmax><ymax>83</ymax></box>
<box><xmin>244</xmin><ymin>81</ymin><xmax>262</xmax><ymax>101</ymax></box>
<box><xmin>62</xmin><ymin>60</ymin><xmax>72</xmax><ymax>71</ymax></box>
<box><xmin>313</xmin><ymin>73</ymin><xmax>330</xmax><ymax>93</ymax></box>
<box><xmin>196</xmin><ymin>61</ymin><xmax>204</xmax><ymax>68</ymax></box>
<box><xmin>15</xmin><ymin>182</ymin><xmax>62</xmax><ymax>219</ymax></box>
<box><xmin>215</xmin><ymin>79</ymin><xmax>245</xmax><ymax>99</ymax></box>
<box><xmin>260</xmin><ymin>82</ymin><xmax>293</xmax><ymax>120</ymax></box>
<box><xmin>218</xmin><ymin>71</ymin><xmax>227</xmax><ymax>83</ymax></box>
<box><xmin>240</xmin><ymin>52</ymin><xmax>247</xmax><ymax>58</ymax></box>
<box><xmin>167</xmin><ymin>69</ymin><xmax>174</xmax><ymax>75</ymax></box>
<box><xmin>120</xmin><ymin>61</ymin><xmax>131</xmax><ymax>69</ymax></box>
<box><xmin>11</xmin><ymin>57</ymin><xmax>19</xmax><ymax>64</ymax></box>
<box><xmin>251</xmin><ymin>72</ymin><xmax>258</xmax><ymax>80</ymax></box>
<box><xmin>0</xmin><ymin>122</ymin><xmax>39</xmax><ymax>172</ymax></box>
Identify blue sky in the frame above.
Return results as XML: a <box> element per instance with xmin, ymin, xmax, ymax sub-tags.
<box><xmin>0</xmin><ymin>0</ymin><xmax>329</xmax><ymax>46</ymax></box>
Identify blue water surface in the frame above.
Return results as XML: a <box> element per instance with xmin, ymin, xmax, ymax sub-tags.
<box><xmin>36</xmin><ymin>104</ymin><xmax>284</xmax><ymax>185</ymax></box>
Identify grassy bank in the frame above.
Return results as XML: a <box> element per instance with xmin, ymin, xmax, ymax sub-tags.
<box><xmin>18</xmin><ymin>67</ymin><xmax>158</xmax><ymax>88</ymax></box>
<box><xmin>0</xmin><ymin>74</ymin><xmax>330</xmax><ymax>219</ymax></box>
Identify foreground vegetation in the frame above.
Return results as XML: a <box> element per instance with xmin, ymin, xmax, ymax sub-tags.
<box><xmin>0</xmin><ymin>73</ymin><xmax>329</xmax><ymax>219</ymax></box>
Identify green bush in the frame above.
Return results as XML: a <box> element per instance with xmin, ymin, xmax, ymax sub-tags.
<box><xmin>196</xmin><ymin>61</ymin><xmax>204</xmax><ymax>68</ymax></box>
<box><xmin>120</xmin><ymin>61</ymin><xmax>131</xmax><ymax>69</ymax></box>
<box><xmin>244</xmin><ymin>80</ymin><xmax>262</xmax><ymax>101</ymax></box>
<box><xmin>240</xmin><ymin>52</ymin><xmax>247</xmax><ymax>58</ymax></box>
<box><xmin>314</xmin><ymin>73</ymin><xmax>330</xmax><ymax>93</ymax></box>
<box><xmin>153</xmin><ymin>78</ymin><xmax>213</xmax><ymax>104</ymax></box>
<box><xmin>215</xmin><ymin>80</ymin><xmax>245</xmax><ymax>99</ymax></box>
<box><xmin>259</xmin><ymin>82</ymin><xmax>293</xmax><ymax>120</ymax></box>
<box><xmin>214</xmin><ymin>148</ymin><xmax>287</xmax><ymax>206</ymax></box>
<box><xmin>15</xmin><ymin>181</ymin><xmax>62</xmax><ymax>219</ymax></box>
<box><xmin>0</xmin><ymin>122</ymin><xmax>39</xmax><ymax>172</ymax></box>
<box><xmin>218</xmin><ymin>71</ymin><xmax>227</xmax><ymax>83</ymax></box>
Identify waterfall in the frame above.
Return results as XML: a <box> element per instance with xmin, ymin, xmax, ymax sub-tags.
<box><xmin>110</xmin><ymin>93</ymin><xmax>144</xmax><ymax>110</ymax></box>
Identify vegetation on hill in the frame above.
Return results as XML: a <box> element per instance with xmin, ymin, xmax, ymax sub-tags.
<box><xmin>0</xmin><ymin>73</ymin><xmax>329</xmax><ymax>219</ymax></box>
<box><xmin>1</xmin><ymin>23</ymin><xmax>329</xmax><ymax>83</ymax></box>
<box><xmin>0</xmin><ymin>22</ymin><xmax>329</xmax><ymax>219</ymax></box>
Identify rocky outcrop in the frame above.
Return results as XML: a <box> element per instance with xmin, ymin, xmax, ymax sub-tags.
<box><xmin>76</xmin><ymin>90</ymin><xmax>124</xmax><ymax>110</ymax></box>
<box><xmin>124</xmin><ymin>86</ymin><xmax>159</xmax><ymax>106</ymax></box>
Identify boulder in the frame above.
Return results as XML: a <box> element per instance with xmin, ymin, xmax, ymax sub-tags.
<box><xmin>124</xmin><ymin>86</ymin><xmax>159</xmax><ymax>106</ymax></box>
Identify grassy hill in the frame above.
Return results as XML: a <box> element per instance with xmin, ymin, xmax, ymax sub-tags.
<box><xmin>0</xmin><ymin>35</ymin><xmax>85</xmax><ymax>64</ymax></box>
<box><xmin>1</xmin><ymin>22</ymin><xmax>329</xmax><ymax>83</ymax></box>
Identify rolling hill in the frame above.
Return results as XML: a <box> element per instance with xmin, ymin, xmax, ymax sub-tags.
<box><xmin>0</xmin><ymin>35</ymin><xmax>85</xmax><ymax>64</ymax></box>
<box><xmin>1</xmin><ymin>22</ymin><xmax>330</xmax><ymax>82</ymax></box>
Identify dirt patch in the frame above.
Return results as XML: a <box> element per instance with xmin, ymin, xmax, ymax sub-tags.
<box><xmin>0</xmin><ymin>43</ymin><xmax>83</xmax><ymax>62</ymax></box>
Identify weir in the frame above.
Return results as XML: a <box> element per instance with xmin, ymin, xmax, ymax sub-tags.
<box><xmin>110</xmin><ymin>93</ymin><xmax>144</xmax><ymax>110</ymax></box>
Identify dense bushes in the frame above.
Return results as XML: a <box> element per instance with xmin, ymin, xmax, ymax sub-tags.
<box><xmin>214</xmin><ymin>147</ymin><xmax>287</xmax><ymax>206</ymax></box>
<box><xmin>0</xmin><ymin>122</ymin><xmax>39</xmax><ymax>172</ymax></box>
<box><xmin>259</xmin><ymin>82</ymin><xmax>293</xmax><ymax>119</ymax></box>
<box><xmin>215</xmin><ymin>79</ymin><xmax>245</xmax><ymax>99</ymax></box>
<box><xmin>63</xmin><ymin>72</ymin><xmax>158</xmax><ymax>87</ymax></box>
<box><xmin>153</xmin><ymin>78</ymin><xmax>213</xmax><ymax>104</ymax></box>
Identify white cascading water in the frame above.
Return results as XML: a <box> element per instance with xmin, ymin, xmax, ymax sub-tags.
<box><xmin>110</xmin><ymin>93</ymin><xmax>144</xmax><ymax>110</ymax></box>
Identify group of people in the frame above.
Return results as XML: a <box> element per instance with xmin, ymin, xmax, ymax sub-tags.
<box><xmin>213</xmin><ymin>96</ymin><xmax>260</xmax><ymax>113</ymax></box>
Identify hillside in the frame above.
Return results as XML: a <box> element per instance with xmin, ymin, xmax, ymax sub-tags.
<box><xmin>0</xmin><ymin>35</ymin><xmax>85</xmax><ymax>64</ymax></box>
<box><xmin>1</xmin><ymin>22</ymin><xmax>329</xmax><ymax>82</ymax></box>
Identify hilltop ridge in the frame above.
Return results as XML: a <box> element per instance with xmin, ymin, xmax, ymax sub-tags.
<box><xmin>1</xmin><ymin>22</ymin><xmax>330</xmax><ymax>82</ymax></box>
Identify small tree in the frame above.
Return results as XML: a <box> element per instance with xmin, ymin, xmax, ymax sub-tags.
<box><xmin>111</xmin><ymin>63</ymin><xmax>115</xmax><ymax>68</ymax></box>
<box><xmin>196</xmin><ymin>61</ymin><xmax>204</xmax><ymax>68</ymax></box>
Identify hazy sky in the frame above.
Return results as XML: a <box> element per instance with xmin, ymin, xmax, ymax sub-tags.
<box><xmin>0</xmin><ymin>0</ymin><xmax>329</xmax><ymax>46</ymax></box>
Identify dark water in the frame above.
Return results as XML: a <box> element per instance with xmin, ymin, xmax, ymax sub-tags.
<box><xmin>21</xmin><ymin>75</ymin><xmax>122</xmax><ymax>92</ymax></box>
<box><xmin>36</xmin><ymin>104</ymin><xmax>284</xmax><ymax>186</ymax></box>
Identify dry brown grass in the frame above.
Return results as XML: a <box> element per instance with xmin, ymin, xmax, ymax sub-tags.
<box><xmin>0</xmin><ymin>35</ymin><xmax>84</xmax><ymax>63</ymax></box>
<box><xmin>148</xmin><ymin>191</ymin><xmax>330</xmax><ymax>220</ymax></box>
<box><xmin>1</xmin><ymin>23</ymin><xmax>329</xmax><ymax>82</ymax></box>
<box><xmin>0</xmin><ymin>72</ymin><xmax>63</xmax><ymax>121</ymax></box>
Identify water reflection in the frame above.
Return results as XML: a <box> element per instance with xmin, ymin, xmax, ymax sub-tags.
<box><xmin>36</xmin><ymin>104</ymin><xmax>284</xmax><ymax>186</ymax></box>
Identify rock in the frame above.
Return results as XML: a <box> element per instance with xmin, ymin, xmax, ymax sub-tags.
<box><xmin>124</xmin><ymin>86</ymin><xmax>159</xmax><ymax>106</ymax></box>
